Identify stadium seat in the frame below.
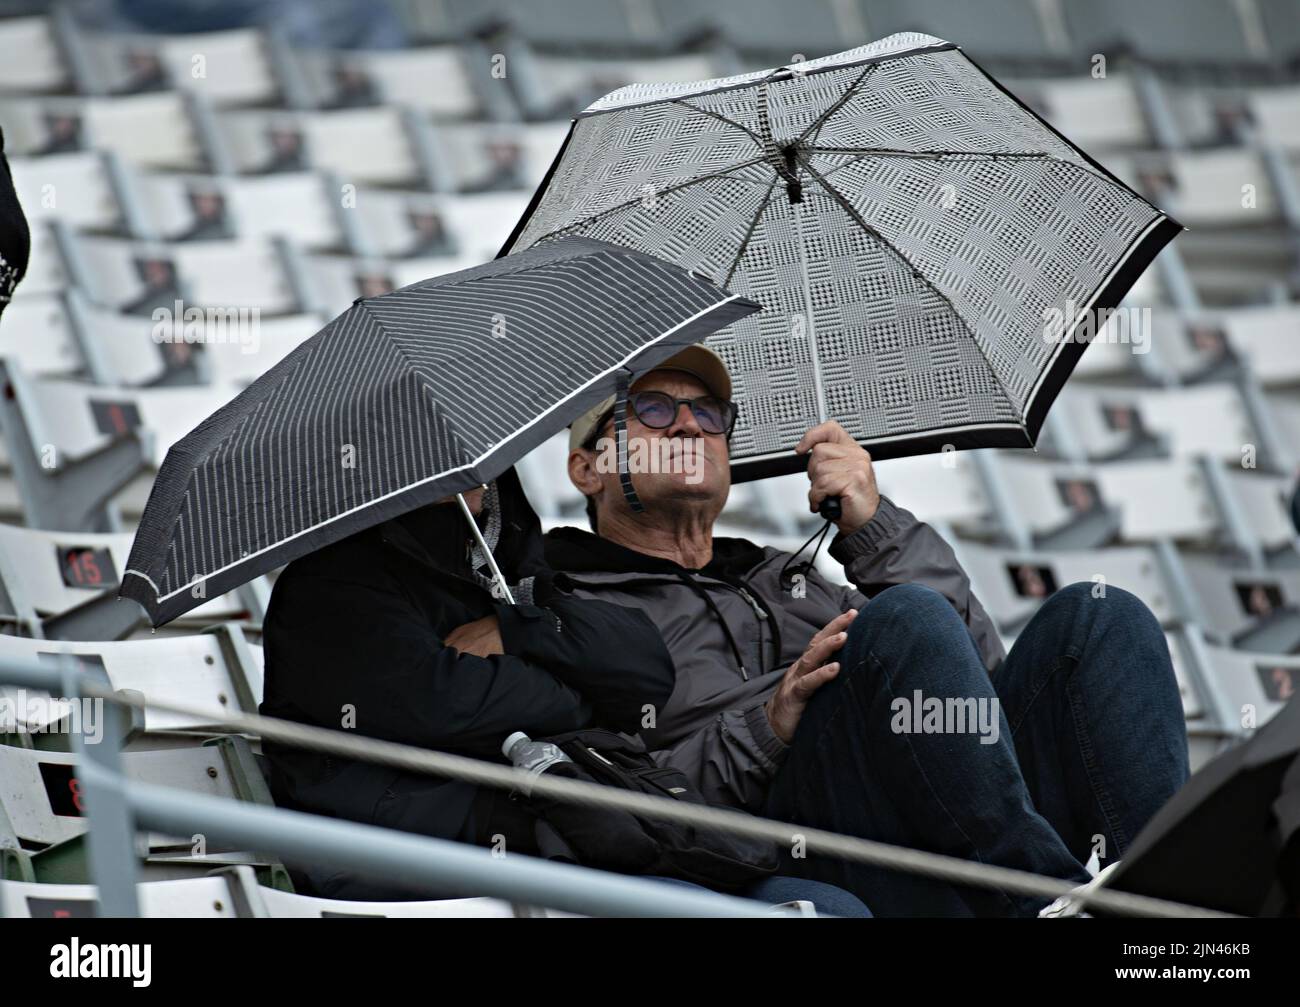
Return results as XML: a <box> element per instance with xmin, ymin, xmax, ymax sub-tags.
<box><xmin>295</xmin><ymin>45</ymin><xmax>486</xmax><ymax>118</ymax></box>
<box><xmin>0</xmin><ymin>93</ymin><xmax>207</xmax><ymax>171</ymax></box>
<box><xmin>450</xmin><ymin>0</ymin><xmax>668</xmax><ymax>50</ymax></box>
<box><xmin>0</xmin><ymin>624</ymin><xmax>262</xmax><ymax>748</ymax></box>
<box><xmin>1199</xmin><ymin>639</ymin><xmax>1298</xmax><ymax>728</ymax></box>
<box><xmin>0</xmin><ymin>14</ymin><xmax>72</xmax><ymax>94</ymax></box>
<box><xmin>14</xmin><ymin>221</ymin><xmax>74</xmax><ymax>297</ymax></box>
<box><xmin>866</xmin><ymin>453</ymin><xmax>993</xmax><ymax>530</ymax></box>
<box><xmin>956</xmin><ymin>538</ymin><xmax>1181</xmax><ymax>635</ymax></box>
<box><xmin>1246</xmin><ymin>85</ymin><xmax>1300</xmax><ymax>151</ymax></box>
<box><xmin>1180</xmin><ymin>555</ymin><xmax>1300</xmax><ymax>653</ymax></box>
<box><xmin>1057</xmin><ymin>383</ymin><xmax>1259</xmax><ymax>467</ymax></box>
<box><xmin>0</xmin><ymin>874</ymin><xmax>240</xmax><ymax>918</ymax></box>
<box><xmin>1059</xmin><ymin>0</ymin><xmax>1268</xmax><ymax>67</ymax></box>
<box><xmin>0</xmin><ymin>359</ymin><xmax>253</xmax><ymax>530</ymax></box>
<box><xmin>256</xmin><ymin>883</ymin><xmax>528</xmax><ymax>917</ymax></box>
<box><xmin>0</xmin><ymin>735</ymin><xmax>283</xmax><ymax>886</ymax></box>
<box><xmin>8</xmin><ymin>151</ymin><xmax>126</xmax><ymax>233</ymax></box>
<box><xmin>0</xmin><ymin>866</ymin><xmax>551</xmax><ymax>917</ymax></box>
<box><xmin>1004</xmin><ymin>74</ymin><xmax>1150</xmax><ymax>150</ymax></box>
<box><xmin>862</xmin><ymin>0</ymin><xmax>1066</xmax><ymax>65</ymax></box>
<box><xmin>0</xmin><ymin>521</ymin><xmax>267</xmax><ymax>639</ymax></box>
<box><xmin>79</xmin><ymin>27</ymin><xmax>284</xmax><ymax>107</ymax></box>
<box><xmin>514</xmin><ymin>49</ymin><xmax>720</xmax><ymax>119</ymax></box>
<box><xmin>122</xmin><ymin>168</ymin><xmax>344</xmax><ymax>251</ymax></box>
<box><xmin>436</xmin><ymin>191</ymin><xmax>531</xmax><ymax>260</ymax></box>
<box><xmin>68</xmin><ymin>233</ymin><xmax>302</xmax><ymax>315</ymax></box>
<box><xmin>425</xmin><ymin>120</ymin><xmax>567</xmax><ymax>193</ymax></box>
<box><xmin>347</xmin><ymin>188</ymin><xmax>462</xmax><ymax>259</ymax></box>
<box><xmin>304</xmin><ymin>251</ymin><xmax>481</xmax><ymax>317</ymax></box>
<box><xmin>1157</xmin><ymin>305</ymin><xmax>1300</xmax><ymax>388</ymax></box>
<box><xmin>0</xmin><ymin>294</ymin><xmax>84</xmax><ymax>379</ymax></box>
<box><xmin>217</xmin><ymin>106</ymin><xmax>427</xmax><ymax>186</ymax></box>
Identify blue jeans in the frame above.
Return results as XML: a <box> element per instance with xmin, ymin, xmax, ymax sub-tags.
<box><xmin>761</xmin><ymin>582</ymin><xmax>1190</xmax><ymax>917</ymax></box>
<box><xmin>649</xmin><ymin>876</ymin><xmax>871</xmax><ymax>917</ymax></box>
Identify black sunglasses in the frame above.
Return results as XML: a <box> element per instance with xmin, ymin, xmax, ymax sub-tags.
<box><xmin>584</xmin><ymin>392</ymin><xmax>738</xmax><ymax>449</ymax></box>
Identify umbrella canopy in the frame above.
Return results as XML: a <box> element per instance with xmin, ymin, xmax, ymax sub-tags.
<box><xmin>121</xmin><ymin>236</ymin><xmax>758</xmax><ymax>625</ymax></box>
<box><xmin>501</xmin><ymin>32</ymin><xmax>1183</xmax><ymax>480</ymax></box>
<box><xmin>1105</xmin><ymin>696</ymin><xmax>1300</xmax><ymax>917</ymax></box>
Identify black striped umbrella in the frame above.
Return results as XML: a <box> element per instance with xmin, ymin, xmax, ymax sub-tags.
<box><xmin>121</xmin><ymin>237</ymin><xmax>758</xmax><ymax>626</ymax></box>
<box><xmin>501</xmin><ymin>33</ymin><xmax>1182</xmax><ymax>480</ymax></box>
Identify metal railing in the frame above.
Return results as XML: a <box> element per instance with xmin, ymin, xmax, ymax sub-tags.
<box><xmin>0</xmin><ymin>654</ymin><xmax>1236</xmax><ymax>918</ymax></box>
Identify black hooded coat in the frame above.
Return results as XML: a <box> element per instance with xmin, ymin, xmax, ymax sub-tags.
<box><xmin>259</xmin><ymin>468</ymin><xmax>675</xmax><ymax>898</ymax></box>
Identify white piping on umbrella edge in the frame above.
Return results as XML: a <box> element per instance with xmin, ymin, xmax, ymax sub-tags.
<box><xmin>122</xmin><ymin>294</ymin><xmax>754</xmax><ymax>605</ymax></box>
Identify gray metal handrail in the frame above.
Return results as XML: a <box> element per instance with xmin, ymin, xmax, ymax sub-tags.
<box><xmin>0</xmin><ymin>654</ymin><xmax>1236</xmax><ymax>918</ymax></box>
<box><xmin>0</xmin><ymin>654</ymin><xmax>787</xmax><ymax>917</ymax></box>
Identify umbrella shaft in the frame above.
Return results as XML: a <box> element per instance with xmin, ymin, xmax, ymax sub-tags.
<box><xmin>456</xmin><ymin>492</ymin><xmax>515</xmax><ymax>605</ymax></box>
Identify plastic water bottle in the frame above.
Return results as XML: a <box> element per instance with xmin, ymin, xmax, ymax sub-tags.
<box><xmin>503</xmin><ymin>732</ymin><xmax>572</xmax><ymax>794</ymax></box>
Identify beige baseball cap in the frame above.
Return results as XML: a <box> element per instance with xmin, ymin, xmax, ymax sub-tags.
<box><xmin>568</xmin><ymin>344</ymin><xmax>733</xmax><ymax>452</ymax></box>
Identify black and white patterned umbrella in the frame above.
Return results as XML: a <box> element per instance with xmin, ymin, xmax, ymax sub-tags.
<box><xmin>121</xmin><ymin>237</ymin><xmax>758</xmax><ymax>625</ymax></box>
<box><xmin>501</xmin><ymin>33</ymin><xmax>1182</xmax><ymax>480</ymax></box>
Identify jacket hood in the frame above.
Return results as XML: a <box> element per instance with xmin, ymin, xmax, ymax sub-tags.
<box><xmin>388</xmin><ymin>466</ymin><xmax>551</xmax><ymax>587</ymax></box>
<box><xmin>544</xmin><ymin>524</ymin><xmax>769</xmax><ymax>581</ymax></box>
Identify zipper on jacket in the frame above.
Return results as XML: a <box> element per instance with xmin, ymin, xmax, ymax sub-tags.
<box><xmin>736</xmin><ymin>586</ymin><xmax>767</xmax><ymax>620</ymax></box>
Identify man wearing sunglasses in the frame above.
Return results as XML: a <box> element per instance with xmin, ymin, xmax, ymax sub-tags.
<box><xmin>545</xmin><ymin>345</ymin><xmax>1188</xmax><ymax>917</ymax></box>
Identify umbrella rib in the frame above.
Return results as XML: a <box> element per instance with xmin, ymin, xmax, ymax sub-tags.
<box><xmin>526</xmin><ymin>153</ymin><xmax>774</xmax><ymax>243</ymax></box>
<box><xmin>804</xmin><ymin>146</ymin><xmax>1054</xmax><ymax>160</ymax></box>
<box><xmin>795</xmin><ymin>152</ymin><xmax>1029</xmax><ymax>431</ymax></box>
<box><xmin>670</xmin><ymin>98</ymin><xmax>765</xmax><ymax>148</ymax></box>
<box><xmin>723</xmin><ymin>177</ymin><xmax>779</xmax><ymax>288</ymax></box>
<box><xmin>793</xmin><ymin>64</ymin><xmax>879</xmax><ymax>148</ymax></box>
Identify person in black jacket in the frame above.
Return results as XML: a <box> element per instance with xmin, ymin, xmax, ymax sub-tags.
<box><xmin>259</xmin><ymin>467</ymin><xmax>677</xmax><ymax>900</ymax></box>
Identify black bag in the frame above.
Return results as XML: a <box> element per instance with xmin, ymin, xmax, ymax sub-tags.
<box><xmin>521</xmin><ymin>728</ymin><xmax>779</xmax><ymax>892</ymax></box>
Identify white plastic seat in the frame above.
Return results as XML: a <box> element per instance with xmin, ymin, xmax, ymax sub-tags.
<box><xmin>0</xmin><ymin>523</ymin><xmax>264</xmax><ymax>633</ymax></box>
<box><xmin>298</xmin><ymin>46</ymin><xmax>483</xmax><ymax>117</ymax></box>
<box><xmin>427</xmin><ymin>122</ymin><xmax>568</xmax><ymax>194</ymax></box>
<box><xmin>957</xmin><ymin>539</ymin><xmax>1177</xmax><ymax>632</ymax></box>
<box><xmin>257</xmin><ymin>886</ymin><xmax>523</xmax><ymax>918</ymax></box>
<box><xmin>1092</xmin><ymin>457</ymin><xmax>1220</xmax><ymax>544</ymax></box>
<box><xmin>0</xmin><ymin>15</ymin><xmax>70</xmax><ymax>93</ymax></box>
<box><xmin>1223</xmin><ymin>469</ymin><xmax>1299</xmax><ymax>556</ymax></box>
<box><xmin>872</xmin><ymin>453</ymin><xmax>992</xmax><ymax>528</ymax></box>
<box><xmin>0</xmin><ymin>628</ymin><xmax>262</xmax><ymax>737</ymax></box>
<box><xmin>1247</xmin><ymin>85</ymin><xmax>1300</xmax><ymax>151</ymax></box>
<box><xmin>300</xmin><ymin>107</ymin><xmax>424</xmax><ymax>186</ymax></box>
<box><xmin>0</xmin><ymin>875</ymin><xmax>240</xmax><ymax>918</ymax></box>
<box><xmin>304</xmin><ymin>252</ymin><xmax>480</xmax><ymax>318</ymax></box>
<box><xmin>0</xmin><ymin>295</ymin><xmax>83</xmax><ymax>377</ymax></box>
<box><xmin>521</xmin><ymin>50</ymin><xmax>720</xmax><ymax>119</ymax></box>
<box><xmin>0</xmin><ymin>741</ymin><xmax>266</xmax><ymax>851</ymax></box>
<box><xmin>437</xmin><ymin>191</ymin><xmax>531</xmax><ymax>262</ymax></box>
<box><xmin>1181</xmin><ymin>555</ymin><xmax>1300</xmax><ymax>647</ymax></box>
<box><xmin>1006</xmin><ymin>74</ymin><xmax>1150</xmax><ymax>150</ymax></box>
<box><xmin>349</xmin><ymin>188</ymin><xmax>461</xmax><ymax>259</ymax></box>
<box><xmin>82</xmin><ymin>27</ymin><xmax>281</xmax><ymax>107</ymax></box>
<box><xmin>8</xmin><ymin>152</ymin><xmax>123</xmax><ymax>232</ymax></box>
<box><xmin>1200</xmin><ymin>642</ymin><xmax>1298</xmax><ymax>729</ymax></box>
<box><xmin>1059</xmin><ymin>383</ymin><xmax>1257</xmax><ymax>464</ymax></box>
<box><xmin>72</xmin><ymin>234</ymin><xmax>299</xmax><ymax>314</ymax></box>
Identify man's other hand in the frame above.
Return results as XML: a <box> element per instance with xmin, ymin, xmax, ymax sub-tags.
<box><xmin>446</xmin><ymin>615</ymin><xmax>504</xmax><ymax>658</ymax></box>
<box><xmin>796</xmin><ymin>420</ymin><xmax>881</xmax><ymax>534</ymax></box>
<box><xmin>765</xmin><ymin>609</ymin><xmax>857</xmax><ymax>744</ymax></box>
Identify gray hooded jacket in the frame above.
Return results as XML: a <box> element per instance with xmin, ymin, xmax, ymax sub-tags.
<box><xmin>543</xmin><ymin>496</ymin><xmax>1005</xmax><ymax>812</ymax></box>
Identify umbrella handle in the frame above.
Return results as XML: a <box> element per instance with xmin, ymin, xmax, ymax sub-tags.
<box><xmin>818</xmin><ymin>496</ymin><xmax>842</xmax><ymax>522</ymax></box>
